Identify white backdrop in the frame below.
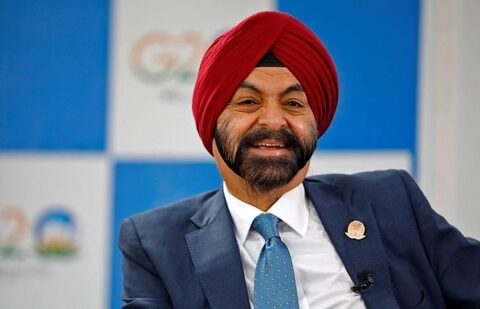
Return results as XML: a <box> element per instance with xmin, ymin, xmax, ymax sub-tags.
<box><xmin>419</xmin><ymin>0</ymin><xmax>480</xmax><ymax>238</ymax></box>
<box><xmin>0</xmin><ymin>155</ymin><xmax>110</xmax><ymax>309</ymax></box>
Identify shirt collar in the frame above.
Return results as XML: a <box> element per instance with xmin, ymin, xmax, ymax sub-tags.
<box><xmin>224</xmin><ymin>182</ymin><xmax>309</xmax><ymax>244</ymax></box>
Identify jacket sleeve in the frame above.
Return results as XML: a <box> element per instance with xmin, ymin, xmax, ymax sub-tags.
<box><xmin>398</xmin><ymin>170</ymin><xmax>480</xmax><ymax>307</ymax></box>
<box><xmin>119</xmin><ymin>217</ymin><xmax>173</xmax><ymax>309</ymax></box>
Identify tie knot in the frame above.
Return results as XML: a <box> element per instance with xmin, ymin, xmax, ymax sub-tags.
<box><xmin>252</xmin><ymin>213</ymin><xmax>279</xmax><ymax>240</ymax></box>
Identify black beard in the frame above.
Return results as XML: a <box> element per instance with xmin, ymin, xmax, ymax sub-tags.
<box><xmin>214</xmin><ymin>125</ymin><xmax>317</xmax><ymax>191</ymax></box>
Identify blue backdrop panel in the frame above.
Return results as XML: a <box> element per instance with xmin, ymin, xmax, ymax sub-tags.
<box><xmin>279</xmin><ymin>0</ymin><xmax>420</xmax><ymax>153</ymax></box>
<box><xmin>0</xmin><ymin>0</ymin><xmax>109</xmax><ymax>151</ymax></box>
<box><xmin>110</xmin><ymin>161</ymin><xmax>221</xmax><ymax>309</ymax></box>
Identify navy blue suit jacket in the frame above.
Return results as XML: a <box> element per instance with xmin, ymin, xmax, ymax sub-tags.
<box><xmin>119</xmin><ymin>170</ymin><xmax>480</xmax><ymax>308</ymax></box>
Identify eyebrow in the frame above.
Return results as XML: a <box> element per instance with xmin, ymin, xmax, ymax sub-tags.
<box><xmin>238</xmin><ymin>82</ymin><xmax>304</xmax><ymax>96</ymax></box>
<box><xmin>238</xmin><ymin>82</ymin><xmax>262</xmax><ymax>94</ymax></box>
<box><xmin>281</xmin><ymin>83</ymin><xmax>304</xmax><ymax>97</ymax></box>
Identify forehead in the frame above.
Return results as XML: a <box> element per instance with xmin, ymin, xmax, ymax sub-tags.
<box><xmin>240</xmin><ymin>67</ymin><xmax>302</xmax><ymax>91</ymax></box>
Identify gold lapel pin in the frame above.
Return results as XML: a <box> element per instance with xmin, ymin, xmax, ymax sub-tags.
<box><xmin>345</xmin><ymin>220</ymin><xmax>366</xmax><ymax>240</ymax></box>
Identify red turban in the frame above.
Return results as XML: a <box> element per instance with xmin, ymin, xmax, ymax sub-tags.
<box><xmin>192</xmin><ymin>11</ymin><xmax>338</xmax><ymax>154</ymax></box>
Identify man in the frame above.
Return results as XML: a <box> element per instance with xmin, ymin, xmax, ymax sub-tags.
<box><xmin>119</xmin><ymin>11</ymin><xmax>480</xmax><ymax>309</ymax></box>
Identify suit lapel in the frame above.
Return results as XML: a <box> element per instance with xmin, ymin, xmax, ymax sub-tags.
<box><xmin>185</xmin><ymin>190</ymin><xmax>250</xmax><ymax>309</ymax></box>
<box><xmin>304</xmin><ymin>178</ymin><xmax>399</xmax><ymax>308</ymax></box>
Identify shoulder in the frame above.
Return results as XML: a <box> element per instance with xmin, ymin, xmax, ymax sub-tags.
<box><xmin>305</xmin><ymin>169</ymin><xmax>418</xmax><ymax>202</ymax></box>
<box><xmin>307</xmin><ymin>169</ymin><xmax>410</xmax><ymax>185</ymax></box>
<box><xmin>306</xmin><ymin>169</ymin><xmax>412</xmax><ymax>191</ymax></box>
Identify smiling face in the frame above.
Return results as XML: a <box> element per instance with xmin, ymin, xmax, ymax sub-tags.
<box><xmin>213</xmin><ymin>67</ymin><xmax>318</xmax><ymax>192</ymax></box>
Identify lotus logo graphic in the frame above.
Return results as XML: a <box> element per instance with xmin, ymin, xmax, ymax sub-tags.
<box><xmin>130</xmin><ymin>31</ymin><xmax>207</xmax><ymax>84</ymax></box>
<box><xmin>34</xmin><ymin>208</ymin><xmax>77</xmax><ymax>257</ymax></box>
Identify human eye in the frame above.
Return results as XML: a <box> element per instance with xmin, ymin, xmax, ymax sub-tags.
<box><xmin>284</xmin><ymin>99</ymin><xmax>304</xmax><ymax>108</ymax></box>
<box><xmin>237</xmin><ymin>98</ymin><xmax>259</xmax><ymax>106</ymax></box>
<box><xmin>226</xmin><ymin>96</ymin><xmax>260</xmax><ymax>112</ymax></box>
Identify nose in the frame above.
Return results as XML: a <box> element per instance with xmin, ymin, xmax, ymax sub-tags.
<box><xmin>256</xmin><ymin>102</ymin><xmax>288</xmax><ymax>130</ymax></box>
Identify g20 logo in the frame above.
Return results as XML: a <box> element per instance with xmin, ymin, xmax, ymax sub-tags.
<box><xmin>130</xmin><ymin>31</ymin><xmax>208</xmax><ymax>84</ymax></box>
<box><xmin>0</xmin><ymin>206</ymin><xmax>77</xmax><ymax>259</ymax></box>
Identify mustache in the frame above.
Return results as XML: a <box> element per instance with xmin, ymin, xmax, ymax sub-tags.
<box><xmin>239</xmin><ymin>127</ymin><xmax>302</xmax><ymax>149</ymax></box>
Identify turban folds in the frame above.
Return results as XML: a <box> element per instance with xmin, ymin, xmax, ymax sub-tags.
<box><xmin>192</xmin><ymin>11</ymin><xmax>338</xmax><ymax>154</ymax></box>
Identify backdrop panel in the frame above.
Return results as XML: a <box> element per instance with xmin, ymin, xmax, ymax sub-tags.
<box><xmin>279</xmin><ymin>0</ymin><xmax>420</xmax><ymax>154</ymax></box>
<box><xmin>0</xmin><ymin>155</ymin><xmax>110</xmax><ymax>309</ymax></box>
<box><xmin>0</xmin><ymin>0</ymin><xmax>109</xmax><ymax>151</ymax></box>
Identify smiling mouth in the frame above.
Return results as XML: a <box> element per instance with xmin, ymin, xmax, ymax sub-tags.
<box><xmin>247</xmin><ymin>140</ymin><xmax>291</xmax><ymax>156</ymax></box>
<box><xmin>254</xmin><ymin>142</ymin><xmax>286</xmax><ymax>148</ymax></box>
<box><xmin>252</xmin><ymin>138</ymin><xmax>288</xmax><ymax>148</ymax></box>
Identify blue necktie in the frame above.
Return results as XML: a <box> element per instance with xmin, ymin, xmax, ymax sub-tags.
<box><xmin>252</xmin><ymin>213</ymin><xmax>299</xmax><ymax>309</ymax></box>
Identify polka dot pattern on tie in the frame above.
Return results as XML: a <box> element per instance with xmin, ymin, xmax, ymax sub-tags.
<box><xmin>252</xmin><ymin>213</ymin><xmax>299</xmax><ymax>309</ymax></box>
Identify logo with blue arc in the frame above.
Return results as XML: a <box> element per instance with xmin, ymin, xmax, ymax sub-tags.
<box><xmin>34</xmin><ymin>207</ymin><xmax>77</xmax><ymax>257</ymax></box>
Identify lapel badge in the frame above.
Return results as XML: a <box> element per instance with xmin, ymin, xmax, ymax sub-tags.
<box><xmin>345</xmin><ymin>220</ymin><xmax>366</xmax><ymax>240</ymax></box>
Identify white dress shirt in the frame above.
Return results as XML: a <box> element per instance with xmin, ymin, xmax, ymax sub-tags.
<box><xmin>224</xmin><ymin>182</ymin><xmax>367</xmax><ymax>309</ymax></box>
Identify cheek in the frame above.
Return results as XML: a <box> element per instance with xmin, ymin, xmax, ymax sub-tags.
<box><xmin>289</xmin><ymin>115</ymin><xmax>318</xmax><ymax>138</ymax></box>
<box><xmin>218</xmin><ymin>113</ymin><xmax>257</xmax><ymax>137</ymax></box>
<box><xmin>216</xmin><ymin>116</ymin><xmax>248</xmax><ymax>149</ymax></box>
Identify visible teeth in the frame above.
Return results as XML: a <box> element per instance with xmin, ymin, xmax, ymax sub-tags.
<box><xmin>256</xmin><ymin>143</ymin><xmax>285</xmax><ymax>148</ymax></box>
